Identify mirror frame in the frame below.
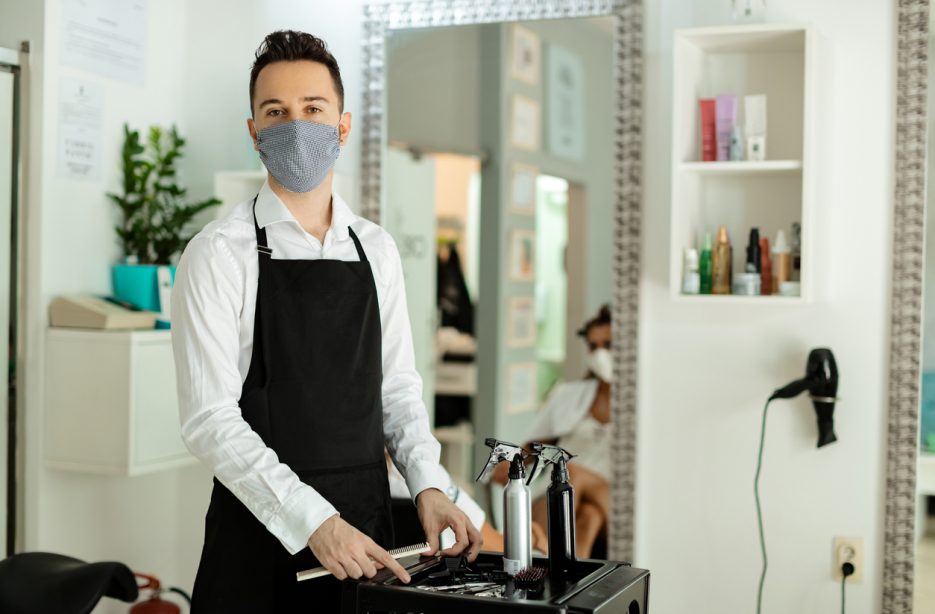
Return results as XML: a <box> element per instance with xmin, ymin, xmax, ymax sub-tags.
<box><xmin>360</xmin><ymin>0</ymin><xmax>643</xmax><ymax>560</ymax></box>
<box><xmin>885</xmin><ymin>0</ymin><xmax>929</xmax><ymax>610</ymax></box>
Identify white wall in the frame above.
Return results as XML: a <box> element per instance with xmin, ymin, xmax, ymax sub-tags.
<box><xmin>637</xmin><ymin>1</ymin><xmax>893</xmax><ymax>614</ymax></box>
<box><xmin>5</xmin><ymin>0</ymin><xmax>897</xmax><ymax>612</ymax></box>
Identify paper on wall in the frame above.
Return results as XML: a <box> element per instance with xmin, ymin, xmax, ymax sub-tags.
<box><xmin>61</xmin><ymin>0</ymin><xmax>147</xmax><ymax>85</ymax></box>
<box><xmin>58</xmin><ymin>77</ymin><xmax>104</xmax><ymax>181</ymax></box>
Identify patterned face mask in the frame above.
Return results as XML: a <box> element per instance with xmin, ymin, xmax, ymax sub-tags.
<box><xmin>256</xmin><ymin>119</ymin><xmax>341</xmax><ymax>193</ymax></box>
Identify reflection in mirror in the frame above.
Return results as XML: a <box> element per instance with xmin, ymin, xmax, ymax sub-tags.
<box><xmin>917</xmin><ymin>11</ymin><xmax>935</xmax><ymax>609</ymax></box>
<box><xmin>383</xmin><ymin>17</ymin><xmax>615</xmax><ymax>558</ymax></box>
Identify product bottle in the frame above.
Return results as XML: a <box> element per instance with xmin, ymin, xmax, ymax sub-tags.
<box><xmin>759</xmin><ymin>237</ymin><xmax>772</xmax><ymax>295</ymax></box>
<box><xmin>682</xmin><ymin>248</ymin><xmax>700</xmax><ymax>295</ymax></box>
<box><xmin>772</xmin><ymin>230</ymin><xmax>792</xmax><ymax>291</ymax></box>
<box><xmin>546</xmin><ymin>454</ymin><xmax>576</xmax><ymax>577</ymax></box>
<box><xmin>791</xmin><ymin>222</ymin><xmax>802</xmax><ymax>282</ymax></box>
<box><xmin>730</xmin><ymin>124</ymin><xmax>745</xmax><ymax>161</ymax></box>
<box><xmin>699</xmin><ymin>232</ymin><xmax>713</xmax><ymax>295</ymax></box>
<box><xmin>712</xmin><ymin>225</ymin><xmax>733</xmax><ymax>295</ymax></box>
<box><xmin>745</xmin><ymin>228</ymin><xmax>761</xmax><ymax>273</ymax></box>
<box><xmin>503</xmin><ymin>455</ymin><xmax>532</xmax><ymax>575</ymax></box>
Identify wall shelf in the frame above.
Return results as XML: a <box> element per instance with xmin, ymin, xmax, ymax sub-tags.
<box><xmin>670</xmin><ymin>24</ymin><xmax>815</xmax><ymax>302</ymax></box>
<box><xmin>672</xmin><ymin>294</ymin><xmax>806</xmax><ymax>305</ymax></box>
<box><xmin>680</xmin><ymin>160</ymin><xmax>802</xmax><ymax>175</ymax></box>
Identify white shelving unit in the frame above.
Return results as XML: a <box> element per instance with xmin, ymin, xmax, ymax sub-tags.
<box><xmin>45</xmin><ymin>329</ymin><xmax>194</xmax><ymax>476</ymax></box>
<box><xmin>670</xmin><ymin>24</ymin><xmax>815</xmax><ymax>302</ymax></box>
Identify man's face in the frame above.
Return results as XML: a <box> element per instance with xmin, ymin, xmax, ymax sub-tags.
<box><xmin>247</xmin><ymin>60</ymin><xmax>351</xmax><ymax>149</ymax></box>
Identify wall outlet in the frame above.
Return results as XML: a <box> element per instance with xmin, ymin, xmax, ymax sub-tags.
<box><xmin>832</xmin><ymin>536</ymin><xmax>864</xmax><ymax>582</ymax></box>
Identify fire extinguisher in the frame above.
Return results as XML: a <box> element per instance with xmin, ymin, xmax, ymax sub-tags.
<box><xmin>130</xmin><ymin>573</ymin><xmax>192</xmax><ymax>614</ymax></box>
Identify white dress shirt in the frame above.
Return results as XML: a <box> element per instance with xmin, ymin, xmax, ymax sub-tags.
<box><xmin>171</xmin><ymin>179</ymin><xmax>448</xmax><ymax>555</ymax></box>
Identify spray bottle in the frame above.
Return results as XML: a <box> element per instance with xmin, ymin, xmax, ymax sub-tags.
<box><xmin>476</xmin><ymin>438</ymin><xmax>533</xmax><ymax>575</ymax></box>
<box><xmin>529</xmin><ymin>443</ymin><xmax>577</xmax><ymax>577</ymax></box>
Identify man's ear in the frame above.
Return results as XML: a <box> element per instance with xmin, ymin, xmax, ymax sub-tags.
<box><xmin>247</xmin><ymin>117</ymin><xmax>259</xmax><ymax>150</ymax></box>
<box><xmin>339</xmin><ymin>111</ymin><xmax>352</xmax><ymax>146</ymax></box>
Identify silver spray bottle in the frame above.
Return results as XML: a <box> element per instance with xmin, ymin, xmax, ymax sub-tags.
<box><xmin>503</xmin><ymin>455</ymin><xmax>532</xmax><ymax>575</ymax></box>
<box><xmin>476</xmin><ymin>438</ymin><xmax>533</xmax><ymax>575</ymax></box>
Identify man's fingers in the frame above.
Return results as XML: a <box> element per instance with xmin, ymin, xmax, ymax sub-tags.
<box><xmin>343</xmin><ymin>558</ymin><xmax>364</xmax><ymax>580</ymax></box>
<box><xmin>439</xmin><ymin>516</ymin><xmax>469</xmax><ymax>557</ymax></box>
<box><xmin>327</xmin><ymin>559</ymin><xmax>348</xmax><ymax>581</ymax></box>
<box><xmin>355</xmin><ymin>550</ymin><xmax>379</xmax><ymax>579</ymax></box>
<box><xmin>369</xmin><ymin>544</ymin><xmax>411</xmax><ymax>584</ymax></box>
<box><xmin>463</xmin><ymin>520</ymin><xmax>483</xmax><ymax>561</ymax></box>
<box><xmin>425</xmin><ymin>525</ymin><xmax>440</xmax><ymax>556</ymax></box>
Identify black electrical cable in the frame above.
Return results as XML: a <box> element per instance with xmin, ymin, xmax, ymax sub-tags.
<box><xmin>841</xmin><ymin>562</ymin><xmax>854</xmax><ymax>614</ymax></box>
<box><xmin>754</xmin><ymin>398</ymin><xmax>772</xmax><ymax>614</ymax></box>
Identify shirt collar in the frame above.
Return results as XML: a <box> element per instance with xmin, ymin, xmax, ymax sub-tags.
<box><xmin>254</xmin><ymin>179</ymin><xmax>357</xmax><ymax>242</ymax></box>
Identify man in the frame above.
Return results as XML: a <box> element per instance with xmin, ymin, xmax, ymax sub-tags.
<box><xmin>171</xmin><ymin>30</ymin><xmax>482</xmax><ymax>611</ymax></box>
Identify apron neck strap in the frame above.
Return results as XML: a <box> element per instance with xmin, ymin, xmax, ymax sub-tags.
<box><xmin>252</xmin><ymin>194</ymin><xmax>368</xmax><ymax>263</ymax></box>
<box><xmin>348</xmin><ymin>228</ymin><xmax>368</xmax><ymax>263</ymax></box>
<box><xmin>252</xmin><ymin>195</ymin><xmax>273</xmax><ymax>257</ymax></box>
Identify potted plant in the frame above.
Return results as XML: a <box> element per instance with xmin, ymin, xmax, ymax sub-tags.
<box><xmin>107</xmin><ymin>124</ymin><xmax>220</xmax><ymax>319</ymax></box>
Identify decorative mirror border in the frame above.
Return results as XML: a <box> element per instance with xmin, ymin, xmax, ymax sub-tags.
<box><xmin>884</xmin><ymin>0</ymin><xmax>928</xmax><ymax>611</ymax></box>
<box><xmin>360</xmin><ymin>0</ymin><xmax>643</xmax><ymax>560</ymax></box>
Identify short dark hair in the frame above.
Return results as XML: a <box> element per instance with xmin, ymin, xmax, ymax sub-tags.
<box><xmin>249</xmin><ymin>30</ymin><xmax>344</xmax><ymax>114</ymax></box>
<box><xmin>577</xmin><ymin>303</ymin><xmax>611</xmax><ymax>338</ymax></box>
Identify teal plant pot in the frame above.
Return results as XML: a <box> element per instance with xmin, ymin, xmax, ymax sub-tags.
<box><xmin>112</xmin><ymin>264</ymin><xmax>176</xmax><ymax>313</ymax></box>
<box><xmin>921</xmin><ymin>372</ymin><xmax>935</xmax><ymax>452</ymax></box>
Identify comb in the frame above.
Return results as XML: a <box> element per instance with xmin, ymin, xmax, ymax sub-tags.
<box><xmin>296</xmin><ymin>541</ymin><xmax>431</xmax><ymax>582</ymax></box>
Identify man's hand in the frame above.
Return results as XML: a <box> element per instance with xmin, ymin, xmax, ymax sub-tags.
<box><xmin>415</xmin><ymin>488</ymin><xmax>483</xmax><ymax>561</ymax></box>
<box><xmin>307</xmin><ymin>515</ymin><xmax>411</xmax><ymax>583</ymax></box>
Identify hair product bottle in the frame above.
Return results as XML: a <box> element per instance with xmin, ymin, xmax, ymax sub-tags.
<box><xmin>699</xmin><ymin>232</ymin><xmax>713</xmax><ymax>295</ymax></box>
<box><xmin>746</xmin><ymin>228</ymin><xmax>761</xmax><ymax>273</ymax></box>
<box><xmin>791</xmin><ymin>222</ymin><xmax>802</xmax><ymax>282</ymax></box>
<box><xmin>772</xmin><ymin>230</ymin><xmax>792</xmax><ymax>291</ymax></box>
<box><xmin>712</xmin><ymin>225</ymin><xmax>733</xmax><ymax>295</ymax></box>
<box><xmin>759</xmin><ymin>236</ymin><xmax>772</xmax><ymax>295</ymax></box>
<box><xmin>682</xmin><ymin>248</ymin><xmax>700</xmax><ymax>295</ymax></box>
<box><xmin>503</xmin><ymin>456</ymin><xmax>532</xmax><ymax>575</ymax></box>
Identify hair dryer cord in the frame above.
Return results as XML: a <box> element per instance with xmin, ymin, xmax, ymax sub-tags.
<box><xmin>754</xmin><ymin>398</ymin><xmax>771</xmax><ymax>614</ymax></box>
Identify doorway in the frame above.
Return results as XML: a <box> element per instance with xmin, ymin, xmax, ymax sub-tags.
<box><xmin>0</xmin><ymin>46</ymin><xmax>23</xmax><ymax>557</ymax></box>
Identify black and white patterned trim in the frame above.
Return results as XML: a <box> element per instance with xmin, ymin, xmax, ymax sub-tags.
<box><xmin>884</xmin><ymin>1</ymin><xmax>929</xmax><ymax>611</ymax></box>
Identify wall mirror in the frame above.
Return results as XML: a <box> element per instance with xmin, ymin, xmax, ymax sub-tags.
<box><xmin>360</xmin><ymin>0</ymin><xmax>643</xmax><ymax>560</ymax></box>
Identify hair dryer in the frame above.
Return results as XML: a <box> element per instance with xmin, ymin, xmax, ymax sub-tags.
<box><xmin>769</xmin><ymin>348</ymin><xmax>839</xmax><ymax>447</ymax></box>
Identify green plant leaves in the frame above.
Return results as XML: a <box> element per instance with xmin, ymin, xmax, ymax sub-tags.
<box><xmin>106</xmin><ymin>122</ymin><xmax>220</xmax><ymax>264</ymax></box>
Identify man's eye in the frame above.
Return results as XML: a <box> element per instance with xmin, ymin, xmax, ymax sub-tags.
<box><xmin>267</xmin><ymin>109</ymin><xmax>284</xmax><ymax>117</ymax></box>
<box><xmin>307</xmin><ymin>106</ymin><xmax>322</xmax><ymax>113</ymax></box>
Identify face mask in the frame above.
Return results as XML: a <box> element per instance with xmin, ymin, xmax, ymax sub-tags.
<box><xmin>256</xmin><ymin>119</ymin><xmax>341</xmax><ymax>193</ymax></box>
<box><xmin>586</xmin><ymin>347</ymin><xmax>613</xmax><ymax>383</ymax></box>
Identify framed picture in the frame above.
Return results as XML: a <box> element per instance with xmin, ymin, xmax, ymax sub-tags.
<box><xmin>506</xmin><ymin>362</ymin><xmax>538</xmax><ymax>414</ymax></box>
<box><xmin>510</xmin><ymin>24</ymin><xmax>541</xmax><ymax>85</ymax></box>
<box><xmin>510</xmin><ymin>163</ymin><xmax>538</xmax><ymax>215</ymax></box>
<box><xmin>509</xmin><ymin>228</ymin><xmax>536</xmax><ymax>282</ymax></box>
<box><xmin>510</xmin><ymin>94</ymin><xmax>541</xmax><ymax>152</ymax></box>
<box><xmin>547</xmin><ymin>44</ymin><xmax>585</xmax><ymax>160</ymax></box>
<box><xmin>507</xmin><ymin>296</ymin><xmax>536</xmax><ymax>348</ymax></box>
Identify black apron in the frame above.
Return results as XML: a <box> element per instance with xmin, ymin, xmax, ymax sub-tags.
<box><xmin>191</xmin><ymin>198</ymin><xmax>394</xmax><ymax>612</ymax></box>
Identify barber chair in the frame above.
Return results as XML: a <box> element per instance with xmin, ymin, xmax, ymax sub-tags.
<box><xmin>0</xmin><ymin>552</ymin><xmax>139</xmax><ymax>614</ymax></box>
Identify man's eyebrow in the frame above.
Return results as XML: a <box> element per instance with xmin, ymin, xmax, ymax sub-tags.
<box><xmin>258</xmin><ymin>96</ymin><xmax>329</xmax><ymax>109</ymax></box>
